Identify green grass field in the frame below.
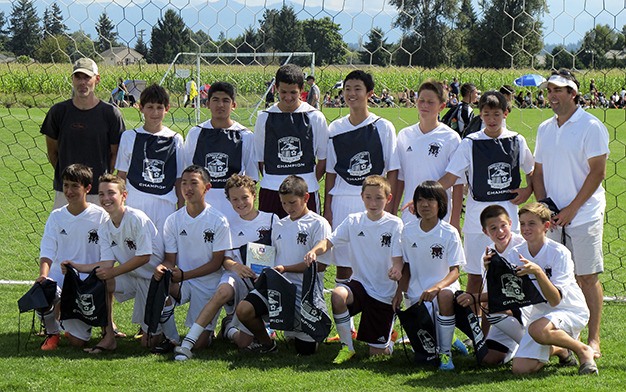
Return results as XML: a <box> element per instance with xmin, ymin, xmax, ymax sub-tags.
<box><xmin>0</xmin><ymin>105</ymin><xmax>625</xmax><ymax>391</ymax></box>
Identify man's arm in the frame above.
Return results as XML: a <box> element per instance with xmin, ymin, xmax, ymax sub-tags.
<box><xmin>323</xmin><ymin>172</ymin><xmax>336</xmax><ymax>224</ymax></box>
<box><xmin>450</xmin><ymin>184</ymin><xmax>464</xmax><ymax>233</ymax></box>
<box><xmin>109</xmin><ymin>144</ymin><xmax>119</xmax><ymax>174</ymax></box>
<box><xmin>45</xmin><ymin>136</ymin><xmax>59</xmax><ymax>168</ymax></box>
<box><xmin>315</xmin><ymin>159</ymin><xmax>327</xmax><ymax>182</ymax></box>
<box><xmin>438</xmin><ymin>172</ymin><xmax>459</xmax><ymax>191</ymax></box>
<box><xmin>392</xmin><ymin>179</ymin><xmax>405</xmax><ymax>216</ymax></box>
<box><xmin>385</xmin><ymin>169</ymin><xmax>399</xmax><ymax>214</ymax></box>
<box><xmin>37</xmin><ymin>257</ymin><xmax>53</xmax><ymax>283</ymax></box>
<box><xmin>532</xmin><ymin>162</ymin><xmax>546</xmax><ymax>201</ymax></box>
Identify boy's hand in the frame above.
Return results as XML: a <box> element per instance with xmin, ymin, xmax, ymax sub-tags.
<box><xmin>35</xmin><ymin>275</ymin><xmax>48</xmax><ymax>284</ymax></box>
<box><xmin>274</xmin><ymin>265</ymin><xmax>285</xmax><ymax>274</ymax></box>
<box><xmin>516</xmin><ymin>255</ymin><xmax>541</xmax><ymax>276</ymax></box>
<box><xmin>387</xmin><ymin>265</ymin><xmax>402</xmax><ymax>281</ymax></box>
<box><xmin>60</xmin><ymin>260</ymin><xmax>73</xmax><ymax>275</ymax></box>
<box><xmin>420</xmin><ymin>286</ymin><xmax>440</xmax><ymax>303</ymax></box>
<box><xmin>95</xmin><ymin>266</ymin><xmax>115</xmax><ymax>281</ymax></box>
<box><xmin>231</xmin><ymin>263</ymin><xmax>256</xmax><ymax>279</ymax></box>
<box><xmin>171</xmin><ymin>267</ymin><xmax>184</xmax><ymax>283</ymax></box>
<box><xmin>456</xmin><ymin>292</ymin><xmax>475</xmax><ymax>308</ymax></box>
<box><xmin>303</xmin><ymin>250</ymin><xmax>317</xmax><ymax>267</ymax></box>
<box><xmin>153</xmin><ymin>264</ymin><xmax>168</xmax><ymax>281</ymax></box>
<box><xmin>392</xmin><ymin>290</ymin><xmax>404</xmax><ymax>310</ymax></box>
<box><xmin>510</xmin><ymin>186</ymin><xmax>532</xmax><ymax>205</ymax></box>
<box><xmin>483</xmin><ymin>247</ymin><xmax>494</xmax><ymax>269</ymax></box>
<box><xmin>552</xmin><ymin>205</ymin><xmax>577</xmax><ymax>227</ymax></box>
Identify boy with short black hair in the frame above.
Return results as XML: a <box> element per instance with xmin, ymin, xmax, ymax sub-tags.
<box><xmin>62</xmin><ymin>173</ymin><xmax>163</xmax><ymax>353</ymax></box>
<box><xmin>305</xmin><ymin>175</ymin><xmax>403</xmax><ymax>363</ymax></box>
<box><xmin>115</xmin><ymin>83</ymin><xmax>184</xmax><ymax>232</ymax></box>
<box><xmin>183</xmin><ymin>82</ymin><xmax>257</xmax><ymax>221</ymax></box>
<box><xmin>37</xmin><ymin>164</ymin><xmax>108</xmax><ymax>350</ymax></box>
<box><xmin>236</xmin><ymin>175</ymin><xmax>332</xmax><ymax>355</ymax></box>
<box><xmin>439</xmin><ymin>91</ymin><xmax>534</xmax><ymax>310</ymax></box>
<box><xmin>510</xmin><ymin>202</ymin><xmax>596</xmax><ymax>375</ymax></box>
<box><xmin>254</xmin><ymin>64</ymin><xmax>329</xmax><ymax>218</ymax></box>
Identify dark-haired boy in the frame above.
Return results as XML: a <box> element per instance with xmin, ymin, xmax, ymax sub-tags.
<box><xmin>183</xmin><ymin>82</ymin><xmax>258</xmax><ymax>221</ymax></box>
<box><xmin>254</xmin><ymin>64</ymin><xmax>329</xmax><ymax>218</ymax></box>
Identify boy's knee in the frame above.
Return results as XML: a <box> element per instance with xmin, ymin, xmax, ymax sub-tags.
<box><xmin>64</xmin><ymin>333</ymin><xmax>87</xmax><ymax>348</ymax></box>
<box><xmin>236</xmin><ymin>301</ymin><xmax>254</xmax><ymax>322</ymax></box>
<box><xmin>511</xmin><ymin>358</ymin><xmax>542</xmax><ymax>375</ymax></box>
<box><xmin>331</xmin><ymin>287</ymin><xmax>348</xmax><ymax>308</ymax></box>
<box><xmin>214</xmin><ymin>284</ymin><xmax>234</xmax><ymax>303</ymax></box>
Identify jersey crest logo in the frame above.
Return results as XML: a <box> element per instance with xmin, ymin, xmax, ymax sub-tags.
<box><xmin>381</xmin><ymin>232</ymin><xmax>392</xmax><ymax>247</ymax></box>
<box><xmin>257</xmin><ymin>227</ymin><xmax>271</xmax><ymax>242</ymax></box>
<box><xmin>428</xmin><ymin>142</ymin><xmax>442</xmax><ymax>157</ymax></box>
<box><xmin>297</xmin><ymin>231</ymin><xmax>309</xmax><ymax>245</ymax></box>
<box><xmin>142</xmin><ymin>158</ymin><xmax>166</xmax><ymax>184</ymax></box>
<box><xmin>347</xmin><ymin>151</ymin><xmax>372</xmax><ymax>177</ymax></box>
<box><xmin>125</xmin><ymin>238</ymin><xmax>136</xmax><ymax>251</ymax></box>
<box><xmin>203</xmin><ymin>229</ymin><xmax>215</xmax><ymax>243</ymax></box>
<box><xmin>430</xmin><ymin>244</ymin><xmax>444</xmax><ymax>259</ymax></box>
<box><xmin>76</xmin><ymin>293</ymin><xmax>96</xmax><ymax>316</ymax></box>
<box><xmin>487</xmin><ymin>162</ymin><xmax>512</xmax><ymax>190</ymax></box>
<box><xmin>267</xmin><ymin>289</ymin><xmax>282</xmax><ymax>317</ymax></box>
<box><xmin>88</xmin><ymin>229</ymin><xmax>99</xmax><ymax>244</ymax></box>
<box><xmin>418</xmin><ymin>329</ymin><xmax>437</xmax><ymax>354</ymax></box>
<box><xmin>544</xmin><ymin>266</ymin><xmax>552</xmax><ymax>279</ymax></box>
<box><xmin>60</xmin><ymin>229</ymin><xmax>67</xmax><ymax>235</ymax></box>
<box><xmin>501</xmin><ymin>274</ymin><xmax>525</xmax><ymax>300</ymax></box>
<box><xmin>277</xmin><ymin>136</ymin><xmax>303</xmax><ymax>163</ymax></box>
<box><xmin>205</xmin><ymin>152</ymin><xmax>229</xmax><ymax>179</ymax></box>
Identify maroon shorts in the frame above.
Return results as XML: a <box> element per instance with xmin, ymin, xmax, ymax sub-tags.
<box><xmin>344</xmin><ymin>279</ymin><xmax>395</xmax><ymax>345</ymax></box>
<box><xmin>258</xmin><ymin>188</ymin><xmax>320</xmax><ymax>218</ymax></box>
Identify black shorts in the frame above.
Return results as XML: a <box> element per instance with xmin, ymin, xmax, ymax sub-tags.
<box><xmin>258</xmin><ymin>188</ymin><xmax>320</xmax><ymax>218</ymax></box>
<box><xmin>343</xmin><ymin>280</ymin><xmax>395</xmax><ymax>346</ymax></box>
<box><xmin>244</xmin><ymin>291</ymin><xmax>269</xmax><ymax>318</ymax></box>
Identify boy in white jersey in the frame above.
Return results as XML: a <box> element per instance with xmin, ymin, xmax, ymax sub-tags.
<box><xmin>115</xmin><ymin>84</ymin><xmax>184</xmax><ymax>232</ymax></box>
<box><xmin>254</xmin><ymin>64</ymin><xmax>329</xmax><ymax>218</ymax></box>
<box><xmin>511</xmin><ymin>203</ymin><xmax>596</xmax><ymax>375</ymax></box>
<box><xmin>237</xmin><ymin>175</ymin><xmax>331</xmax><ymax>355</ymax></box>
<box><xmin>439</xmin><ymin>91</ymin><xmax>534</xmax><ymax>312</ymax></box>
<box><xmin>393</xmin><ymin>181</ymin><xmax>465</xmax><ymax>370</ymax></box>
<box><xmin>305</xmin><ymin>175</ymin><xmax>403</xmax><ymax>364</ymax></box>
<box><xmin>395</xmin><ymin>80</ymin><xmax>463</xmax><ymax>229</ymax></box>
<box><xmin>62</xmin><ymin>174</ymin><xmax>162</xmax><ymax>353</ymax></box>
<box><xmin>37</xmin><ymin>164</ymin><xmax>108</xmax><ymax>350</ymax></box>
<box><xmin>183</xmin><ymin>82</ymin><xmax>258</xmax><ymax>221</ymax></box>
<box><xmin>173</xmin><ymin>174</ymin><xmax>275</xmax><ymax>360</ymax></box>
<box><xmin>152</xmin><ymin>165</ymin><xmax>232</xmax><ymax>352</ymax></box>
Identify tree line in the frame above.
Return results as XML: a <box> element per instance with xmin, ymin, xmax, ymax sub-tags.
<box><xmin>1</xmin><ymin>0</ymin><xmax>625</xmax><ymax>69</ymax></box>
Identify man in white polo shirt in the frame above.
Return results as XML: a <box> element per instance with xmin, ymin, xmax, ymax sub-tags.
<box><xmin>532</xmin><ymin>69</ymin><xmax>609</xmax><ymax>359</ymax></box>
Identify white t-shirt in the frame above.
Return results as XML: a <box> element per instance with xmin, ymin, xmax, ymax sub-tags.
<box><xmin>271</xmin><ymin>211</ymin><xmax>331</xmax><ymax>293</ymax></box>
<box><xmin>445</xmin><ymin>129</ymin><xmax>534</xmax><ymax>234</ymax></box>
<box><xmin>534</xmin><ymin>108</ymin><xmax>609</xmax><ymax>227</ymax></box>
<box><xmin>183</xmin><ymin>119</ymin><xmax>257</xmax><ymax>220</ymax></box>
<box><xmin>511</xmin><ymin>239</ymin><xmax>589</xmax><ymax>322</ymax></box>
<box><xmin>402</xmin><ymin>219</ymin><xmax>465</xmax><ymax>303</ymax></box>
<box><xmin>254</xmin><ymin>102</ymin><xmax>329</xmax><ymax>192</ymax></box>
<box><xmin>397</xmin><ymin>122</ymin><xmax>461</xmax><ymax>223</ymax></box>
<box><xmin>99</xmin><ymin>206</ymin><xmax>163</xmax><ymax>280</ymax></box>
<box><xmin>163</xmin><ymin>204</ymin><xmax>232</xmax><ymax>291</ymax></box>
<box><xmin>225</xmin><ymin>211</ymin><xmax>275</xmax><ymax>264</ymax></box>
<box><xmin>40</xmin><ymin>203</ymin><xmax>108</xmax><ymax>286</ymax></box>
<box><xmin>326</xmin><ymin>113</ymin><xmax>400</xmax><ymax>196</ymax></box>
<box><xmin>115</xmin><ymin>126</ymin><xmax>184</xmax><ymax>207</ymax></box>
<box><xmin>328</xmin><ymin>211</ymin><xmax>403</xmax><ymax>304</ymax></box>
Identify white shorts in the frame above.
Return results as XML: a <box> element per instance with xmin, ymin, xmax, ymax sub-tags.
<box><xmin>515</xmin><ymin>309</ymin><xmax>586</xmax><ymax>362</ymax></box>
<box><xmin>54</xmin><ymin>191</ymin><xmax>100</xmax><ymax>210</ymax></box>
<box><xmin>177</xmin><ymin>283</ymin><xmax>219</xmax><ymax>330</ymax></box>
<box><xmin>113</xmin><ymin>274</ymin><xmax>151</xmax><ymax>332</ymax></box>
<box><xmin>125</xmin><ymin>194</ymin><xmax>176</xmax><ymax>233</ymax></box>
<box><xmin>405</xmin><ymin>282</ymin><xmax>461</xmax><ymax>310</ymax></box>
<box><xmin>548</xmin><ymin>218</ymin><xmax>604</xmax><ymax>275</ymax></box>
<box><xmin>220</xmin><ymin>271</ymin><xmax>252</xmax><ymax>315</ymax></box>
<box><xmin>55</xmin><ymin>285</ymin><xmax>95</xmax><ymax>342</ymax></box>
<box><xmin>328</xmin><ymin>195</ymin><xmax>363</xmax><ymax>268</ymax></box>
<box><xmin>462</xmin><ymin>232</ymin><xmax>493</xmax><ymax>276</ymax></box>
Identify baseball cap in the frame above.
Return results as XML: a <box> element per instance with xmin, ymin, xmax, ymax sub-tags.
<box><xmin>539</xmin><ymin>74</ymin><xmax>578</xmax><ymax>93</ymax></box>
<box><xmin>72</xmin><ymin>58</ymin><xmax>99</xmax><ymax>77</ymax></box>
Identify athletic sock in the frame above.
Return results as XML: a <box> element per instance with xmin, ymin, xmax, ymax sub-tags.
<box><xmin>436</xmin><ymin>314</ymin><xmax>456</xmax><ymax>354</ymax></box>
<box><xmin>487</xmin><ymin>313</ymin><xmax>524</xmax><ymax>343</ymax></box>
<box><xmin>39</xmin><ymin>308</ymin><xmax>60</xmax><ymax>335</ymax></box>
<box><xmin>333</xmin><ymin>310</ymin><xmax>354</xmax><ymax>351</ymax></box>
<box><xmin>181</xmin><ymin>323</ymin><xmax>204</xmax><ymax>350</ymax></box>
<box><xmin>160</xmin><ymin>303</ymin><xmax>180</xmax><ymax>343</ymax></box>
<box><xmin>335</xmin><ymin>278</ymin><xmax>356</xmax><ymax>332</ymax></box>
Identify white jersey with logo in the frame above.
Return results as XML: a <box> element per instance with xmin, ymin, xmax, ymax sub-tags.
<box><xmin>534</xmin><ymin>107</ymin><xmax>609</xmax><ymax>227</ymax></box>
<box><xmin>225</xmin><ymin>211</ymin><xmax>275</xmax><ymax>264</ymax></box>
<box><xmin>326</xmin><ymin>113</ymin><xmax>399</xmax><ymax>196</ymax></box>
<box><xmin>163</xmin><ymin>204</ymin><xmax>232</xmax><ymax>291</ymax></box>
<box><xmin>183</xmin><ymin>120</ymin><xmax>257</xmax><ymax>220</ymax></box>
<box><xmin>397</xmin><ymin>123</ymin><xmax>461</xmax><ymax>223</ymax></box>
<box><xmin>401</xmin><ymin>219</ymin><xmax>465</xmax><ymax>303</ymax></box>
<box><xmin>254</xmin><ymin>102</ymin><xmax>329</xmax><ymax>192</ymax></box>
<box><xmin>445</xmin><ymin>129</ymin><xmax>534</xmax><ymax>234</ymax></box>
<box><xmin>328</xmin><ymin>211</ymin><xmax>403</xmax><ymax>304</ymax></box>
<box><xmin>40</xmin><ymin>203</ymin><xmax>108</xmax><ymax>286</ymax></box>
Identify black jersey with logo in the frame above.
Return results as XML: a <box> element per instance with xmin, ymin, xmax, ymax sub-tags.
<box><xmin>331</xmin><ymin>121</ymin><xmax>384</xmax><ymax>186</ymax></box>
<box><xmin>192</xmin><ymin>128</ymin><xmax>243</xmax><ymax>189</ymax></box>
<box><xmin>127</xmin><ymin>131</ymin><xmax>177</xmax><ymax>195</ymax></box>
<box><xmin>263</xmin><ymin>112</ymin><xmax>315</xmax><ymax>175</ymax></box>
<box><xmin>469</xmin><ymin>135</ymin><xmax>521</xmax><ymax>202</ymax></box>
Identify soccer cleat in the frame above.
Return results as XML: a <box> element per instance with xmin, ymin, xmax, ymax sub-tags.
<box><xmin>245</xmin><ymin>340</ymin><xmax>278</xmax><ymax>354</ymax></box>
<box><xmin>265</xmin><ymin>323</ymin><xmax>277</xmax><ymax>340</ymax></box>
<box><xmin>439</xmin><ymin>353</ymin><xmax>455</xmax><ymax>371</ymax></box>
<box><xmin>151</xmin><ymin>338</ymin><xmax>176</xmax><ymax>354</ymax></box>
<box><xmin>218</xmin><ymin>314</ymin><xmax>234</xmax><ymax>340</ymax></box>
<box><xmin>452</xmin><ymin>337</ymin><xmax>469</xmax><ymax>356</ymax></box>
<box><xmin>325</xmin><ymin>329</ymin><xmax>357</xmax><ymax>343</ymax></box>
<box><xmin>332</xmin><ymin>345</ymin><xmax>356</xmax><ymax>364</ymax></box>
<box><xmin>173</xmin><ymin>346</ymin><xmax>194</xmax><ymax>361</ymax></box>
<box><xmin>559</xmin><ymin>349</ymin><xmax>578</xmax><ymax>367</ymax></box>
<box><xmin>41</xmin><ymin>334</ymin><xmax>60</xmax><ymax>351</ymax></box>
<box><xmin>391</xmin><ymin>329</ymin><xmax>399</xmax><ymax>342</ymax></box>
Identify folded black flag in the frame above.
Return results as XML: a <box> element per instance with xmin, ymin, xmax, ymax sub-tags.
<box><xmin>396</xmin><ymin>301</ymin><xmax>439</xmax><ymax>366</ymax></box>
<box><xmin>453</xmin><ymin>291</ymin><xmax>488</xmax><ymax>364</ymax></box>
<box><xmin>60</xmin><ymin>267</ymin><xmax>107</xmax><ymax>327</ymax></box>
<box><xmin>299</xmin><ymin>262</ymin><xmax>331</xmax><ymax>342</ymax></box>
<box><xmin>144</xmin><ymin>269</ymin><xmax>172</xmax><ymax>335</ymax></box>
<box><xmin>18</xmin><ymin>279</ymin><xmax>57</xmax><ymax>313</ymax></box>
<box><xmin>254</xmin><ymin>268</ymin><xmax>297</xmax><ymax>331</ymax></box>
<box><xmin>486</xmin><ymin>251</ymin><xmax>546</xmax><ymax>313</ymax></box>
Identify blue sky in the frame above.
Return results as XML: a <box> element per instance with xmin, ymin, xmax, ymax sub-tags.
<box><xmin>1</xmin><ymin>0</ymin><xmax>624</xmax><ymax>49</ymax></box>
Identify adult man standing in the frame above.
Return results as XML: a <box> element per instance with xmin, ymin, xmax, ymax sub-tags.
<box><xmin>306</xmin><ymin>75</ymin><xmax>321</xmax><ymax>109</ymax></box>
<box><xmin>41</xmin><ymin>58</ymin><xmax>125</xmax><ymax>209</ymax></box>
<box><xmin>533</xmin><ymin>69</ymin><xmax>609</xmax><ymax>359</ymax></box>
